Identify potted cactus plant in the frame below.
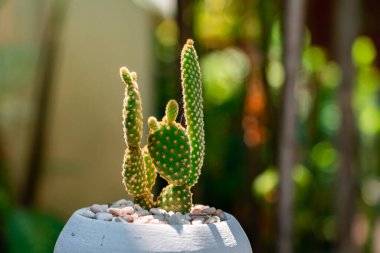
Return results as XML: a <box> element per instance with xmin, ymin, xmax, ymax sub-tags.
<box><xmin>54</xmin><ymin>39</ymin><xmax>252</xmax><ymax>253</ymax></box>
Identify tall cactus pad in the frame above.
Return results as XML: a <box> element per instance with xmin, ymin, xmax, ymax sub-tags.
<box><xmin>180</xmin><ymin>39</ymin><xmax>205</xmax><ymax>187</ymax></box>
<box><xmin>120</xmin><ymin>67</ymin><xmax>143</xmax><ymax>147</ymax></box>
<box><xmin>148</xmin><ymin>119</ymin><xmax>191</xmax><ymax>186</ymax></box>
<box><xmin>142</xmin><ymin>146</ymin><xmax>157</xmax><ymax>191</ymax></box>
<box><xmin>122</xmin><ymin>147</ymin><xmax>147</xmax><ymax>196</ymax></box>
<box><xmin>157</xmin><ymin>185</ymin><xmax>192</xmax><ymax>213</ymax></box>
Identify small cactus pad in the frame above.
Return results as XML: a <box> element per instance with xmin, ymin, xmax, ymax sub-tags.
<box><xmin>120</xmin><ymin>67</ymin><xmax>143</xmax><ymax>147</ymax></box>
<box><xmin>180</xmin><ymin>39</ymin><xmax>205</xmax><ymax>187</ymax></box>
<box><xmin>148</xmin><ymin>122</ymin><xmax>191</xmax><ymax>186</ymax></box>
<box><xmin>165</xmin><ymin>99</ymin><xmax>179</xmax><ymax>123</ymax></box>
<box><xmin>134</xmin><ymin>192</ymin><xmax>155</xmax><ymax>210</ymax></box>
<box><xmin>142</xmin><ymin>145</ymin><xmax>157</xmax><ymax>191</ymax></box>
<box><xmin>148</xmin><ymin>116</ymin><xmax>160</xmax><ymax>132</ymax></box>
<box><xmin>157</xmin><ymin>184</ymin><xmax>192</xmax><ymax>213</ymax></box>
<box><xmin>122</xmin><ymin>147</ymin><xmax>147</xmax><ymax>196</ymax></box>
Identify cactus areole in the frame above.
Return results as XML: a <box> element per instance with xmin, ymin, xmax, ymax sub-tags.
<box><xmin>120</xmin><ymin>39</ymin><xmax>205</xmax><ymax>213</ymax></box>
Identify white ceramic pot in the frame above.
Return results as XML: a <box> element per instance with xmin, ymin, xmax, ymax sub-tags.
<box><xmin>54</xmin><ymin>208</ymin><xmax>252</xmax><ymax>253</ymax></box>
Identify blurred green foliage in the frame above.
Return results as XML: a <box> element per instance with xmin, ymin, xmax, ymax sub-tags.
<box><xmin>1</xmin><ymin>0</ymin><xmax>380</xmax><ymax>252</ymax></box>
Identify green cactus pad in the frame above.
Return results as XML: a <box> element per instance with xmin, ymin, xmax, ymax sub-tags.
<box><xmin>148</xmin><ymin>116</ymin><xmax>160</xmax><ymax>133</ymax></box>
<box><xmin>157</xmin><ymin>184</ymin><xmax>192</xmax><ymax>213</ymax></box>
<box><xmin>142</xmin><ymin>145</ymin><xmax>157</xmax><ymax>191</ymax></box>
<box><xmin>165</xmin><ymin>99</ymin><xmax>179</xmax><ymax>123</ymax></box>
<box><xmin>180</xmin><ymin>39</ymin><xmax>205</xmax><ymax>187</ymax></box>
<box><xmin>134</xmin><ymin>192</ymin><xmax>155</xmax><ymax>210</ymax></box>
<box><xmin>148</xmin><ymin>122</ymin><xmax>191</xmax><ymax>186</ymax></box>
<box><xmin>122</xmin><ymin>147</ymin><xmax>147</xmax><ymax>196</ymax></box>
<box><xmin>120</xmin><ymin>67</ymin><xmax>143</xmax><ymax>147</ymax></box>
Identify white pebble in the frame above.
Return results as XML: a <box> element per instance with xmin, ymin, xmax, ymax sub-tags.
<box><xmin>213</xmin><ymin>216</ymin><xmax>221</xmax><ymax>223</ymax></box>
<box><xmin>95</xmin><ymin>212</ymin><xmax>113</xmax><ymax>221</ymax></box>
<box><xmin>120</xmin><ymin>206</ymin><xmax>135</xmax><ymax>215</ymax></box>
<box><xmin>182</xmin><ymin>219</ymin><xmax>191</xmax><ymax>225</ymax></box>
<box><xmin>192</xmin><ymin>218</ymin><xmax>204</xmax><ymax>225</ymax></box>
<box><xmin>123</xmin><ymin>215</ymin><xmax>135</xmax><ymax>223</ymax></box>
<box><xmin>81</xmin><ymin>209</ymin><xmax>95</xmax><ymax>219</ymax></box>
<box><xmin>107</xmin><ymin>207</ymin><xmax>121</xmax><ymax>215</ymax></box>
<box><xmin>90</xmin><ymin>204</ymin><xmax>108</xmax><ymax>213</ymax></box>
<box><xmin>149</xmin><ymin>219</ymin><xmax>161</xmax><ymax>224</ymax></box>
<box><xmin>134</xmin><ymin>216</ymin><xmax>150</xmax><ymax>224</ymax></box>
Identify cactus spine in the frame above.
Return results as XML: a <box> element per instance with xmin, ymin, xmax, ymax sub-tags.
<box><xmin>120</xmin><ymin>39</ymin><xmax>204</xmax><ymax>213</ymax></box>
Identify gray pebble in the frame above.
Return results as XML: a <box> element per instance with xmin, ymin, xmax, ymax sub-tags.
<box><xmin>134</xmin><ymin>204</ymin><xmax>143</xmax><ymax>211</ymax></box>
<box><xmin>81</xmin><ymin>209</ymin><xmax>95</xmax><ymax>219</ymax></box>
<box><xmin>95</xmin><ymin>212</ymin><xmax>113</xmax><ymax>221</ymax></box>
<box><xmin>90</xmin><ymin>204</ymin><xmax>108</xmax><ymax>213</ymax></box>
<box><xmin>153</xmin><ymin>214</ymin><xmax>165</xmax><ymax>221</ymax></box>
<box><xmin>202</xmin><ymin>207</ymin><xmax>216</xmax><ymax>215</ymax></box>
<box><xmin>150</xmin><ymin>208</ymin><xmax>167</xmax><ymax>215</ymax></box>
<box><xmin>110</xmin><ymin>199</ymin><xmax>129</xmax><ymax>208</ymax></box>
<box><xmin>136</xmin><ymin>210</ymin><xmax>150</xmax><ymax>216</ymax></box>
<box><xmin>204</xmin><ymin>217</ymin><xmax>216</xmax><ymax>224</ymax></box>
<box><xmin>215</xmin><ymin>209</ymin><xmax>227</xmax><ymax>221</ymax></box>
<box><xmin>189</xmin><ymin>212</ymin><xmax>208</xmax><ymax>218</ymax></box>
<box><xmin>126</xmin><ymin>200</ymin><xmax>134</xmax><ymax>207</ymax></box>
<box><xmin>168</xmin><ymin>214</ymin><xmax>183</xmax><ymax>225</ymax></box>
<box><xmin>112</xmin><ymin>217</ymin><xmax>124</xmax><ymax>222</ymax></box>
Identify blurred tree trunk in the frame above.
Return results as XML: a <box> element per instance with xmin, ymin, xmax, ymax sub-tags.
<box><xmin>176</xmin><ymin>0</ymin><xmax>193</xmax><ymax>120</ymax></box>
<box><xmin>333</xmin><ymin>0</ymin><xmax>360</xmax><ymax>252</ymax></box>
<box><xmin>21</xmin><ymin>0</ymin><xmax>68</xmax><ymax>206</ymax></box>
<box><xmin>277</xmin><ymin>1</ymin><xmax>306</xmax><ymax>253</ymax></box>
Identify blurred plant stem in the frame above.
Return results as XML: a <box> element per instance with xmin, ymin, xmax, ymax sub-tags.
<box><xmin>21</xmin><ymin>0</ymin><xmax>68</xmax><ymax>207</ymax></box>
<box><xmin>277</xmin><ymin>1</ymin><xmax>306</xmax><ymax>253</ymax></box>
<box><xmin>334</xmin><ymin>0</ymin><xmax>360</xmax><ymax>252</ymax></box>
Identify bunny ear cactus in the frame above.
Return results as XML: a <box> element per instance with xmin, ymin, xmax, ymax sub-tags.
<box><xmin>120</xmin><ymin>39</ymin><xmax>204</xmax><ymax>213</ymax></box>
